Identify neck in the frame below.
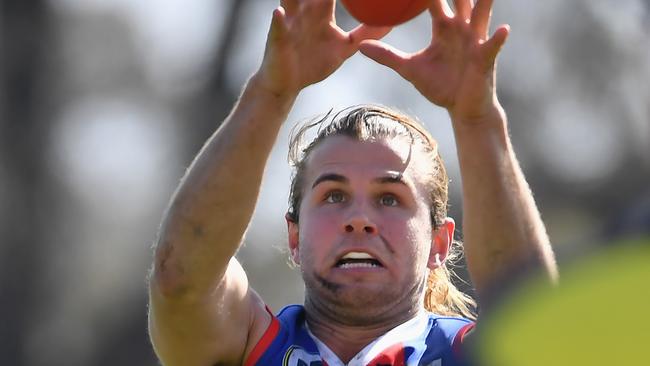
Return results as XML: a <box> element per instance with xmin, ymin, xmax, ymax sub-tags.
<box><xmin>304</xmin><ymin>299</ymin><xmax>421</xmax><ymax>363</ymax></box>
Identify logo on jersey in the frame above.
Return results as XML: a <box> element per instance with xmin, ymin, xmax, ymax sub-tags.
<box><xmin>282</xmin><ymin>345</ymin><xmax>323</xmax><ymax>366</ymax></box>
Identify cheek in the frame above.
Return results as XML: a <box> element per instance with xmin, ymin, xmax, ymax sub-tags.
<box><xmin>404</xmin><ymin>217</ymin><xmax>433</xmax><ymax>256</ymax></box>
<box><xmin>300</xmin><ymin>207</ymin><xmax>340</xmax><ymax>237</ymax></box>
<box><xmin>297</xmin><ymin>210</ymin><xmax>340</xmax><ymax>259</ymax></box>
<box><xmin>388</xmin><ymin>208</ymin><xmax>428</xmax><ymax>235</ymax></box>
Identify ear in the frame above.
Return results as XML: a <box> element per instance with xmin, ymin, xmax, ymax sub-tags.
<box><xmin>286</xmin><ymin>213</ymin><xmax>300</xmax><ymax>264</ymax></box>
<box><xmin>428</xmin><ymin>217</ymin><xmax>454</xmax><ymax>269</ymax></box>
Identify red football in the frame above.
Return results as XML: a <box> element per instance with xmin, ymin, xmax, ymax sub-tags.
<box><xmin>340</xmin><ymin>0</ymin><xmax>429</xmax><ymax>26</ymax></box>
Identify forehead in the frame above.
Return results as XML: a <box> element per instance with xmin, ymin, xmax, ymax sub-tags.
<box><xmin>304</xmin><ymin>135</ymin><xmax>431</xmax><ymax>184</ymax></box>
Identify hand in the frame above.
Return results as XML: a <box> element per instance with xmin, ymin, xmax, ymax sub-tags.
<box><xmin>359</xmin><ymin>0</ymin><xmax>509</xmax><ymax>123</ymax></box>
<box><xmin>254</xmin><ymin>0</ymin><xmax>391</xmax><ymax>97</ymax></box>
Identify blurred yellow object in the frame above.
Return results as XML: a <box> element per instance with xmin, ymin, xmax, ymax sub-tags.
<box><xmin>477</xmin><ymin>239</ymin><xmax>650</xmax><ymax>366</ymax></box>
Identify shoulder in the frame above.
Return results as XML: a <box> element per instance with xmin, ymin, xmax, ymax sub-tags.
<box><xmin>244</xmin><ymin>304</ymin><xmax>320</xmax><ymax>366</ymax></box>
<box><xmin>423</xmin><ymin>313</ymin><xmax>475</xmax><ymax>364</ymax></box>
<box><xmin>428</xmin><ymin>313</ymin><xmax>474</xmax><ymax>338</ymax></box>
<box><xmin>276</xmin><ymin>304</ymin><xmax>306</xmax><ymax>321</ymax></box>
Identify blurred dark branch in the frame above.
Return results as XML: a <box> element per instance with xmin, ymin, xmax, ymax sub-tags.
<box><xmin>92</xmin><ymin>1</ymin><xmax>251</xmax><ymax>365</ymax></box>
<box><xmin>1</xmin><ymin>1</ymin><xmax>51</xmax><ymax>365</ymax></box>
<box><xmin>184</xmin><ymin>0</ymin><xmax>251</xmax><ymax>154</ymax></box>
<box><xmin>211</xmin><ymin>0</ymin><xmax>250</xmax><ymax>95</ymax></box>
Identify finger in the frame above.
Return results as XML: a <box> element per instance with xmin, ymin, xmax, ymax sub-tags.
<box><xmin>479</xmin><ymin>24</ymin><xmax>509</xmax><ymax>68</ymax></box>
<box><xmin>470</xmin><ymin>0</ymin><xmax>493</xmax><ymax>39</ymax></box>
<box><xmin>349</xmin><ymin>24</ymin><xmax>392</xmax><ymax>45</ymax></box>
<box><xmin>359</xmin><ymin>40</ymin><xmax>410</xmax><ymax>76</ymax></box>
<box><xmin>453</xmin><ymin>0</ymin><xmax>473</xmax><ymax>21</ymax></box>
<box><xmin>268</xmin><ymin>7</ymin><xmax>289</xmax><ymax>42</ymax></box>
<box><xmin>429</xmin><ymin>0</ymin><xmax>454</xmax><ymax>20</ymax></box>
<box><xmin>280</xmin><ymin>0</ymin><xmax>299</xmax><ymax>17</ymax></box>
<box><xmin>304</xmin><ymin>0</ymin><xmax>335</xmax><ymax>19</ymax></box>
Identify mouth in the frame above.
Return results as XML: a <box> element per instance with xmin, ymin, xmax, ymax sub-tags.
<box><xmin>335</xmin><ymin>251</ymin><xmax>383</xmax><ymax>269</ymax></box>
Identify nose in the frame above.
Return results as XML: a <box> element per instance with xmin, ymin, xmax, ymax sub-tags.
<box><xmin>343</xmin><ymin>207</ymin><xmax>377</xmax><ymax>235</ymax></box>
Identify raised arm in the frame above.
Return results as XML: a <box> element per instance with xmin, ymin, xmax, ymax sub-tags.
<box><xmin>148</xmin><ymin>1</ymin><xmax>390</xmax><ymax>365</ymax></box>
<box><xmin>359</xmin><ymin>0</ymin><xmax>557</xmax><ymax>304</ymax></box>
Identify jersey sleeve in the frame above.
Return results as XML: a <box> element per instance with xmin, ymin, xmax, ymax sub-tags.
<box><xmin>243</xmin><ymin>306</ymin><xmax>280</xmax><ymax>366</ymax></box>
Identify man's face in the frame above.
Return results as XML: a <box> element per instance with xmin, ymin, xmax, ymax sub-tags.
<box><xmin>287</xmin><ymin>135</ymin><xmax>449</xmax><ymax>323</ymax></box>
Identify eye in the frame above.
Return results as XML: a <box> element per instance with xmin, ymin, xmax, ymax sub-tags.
<box><xmin>325</xmin><ymin>191</ymin><xmax>346</xmax><ymax>204</ymax></box>
<box><xmin>379</xmin><ymin>194</ymin><xmax>399</xmax><ymax>207</ymax></box>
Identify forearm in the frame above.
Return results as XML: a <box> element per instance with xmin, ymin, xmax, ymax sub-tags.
<box><xmin>152</xmin><ymin>75</ymin><xmax>297</xmax><ymax>299</ymax></box>
<box><xmin>451</xmin><ymin>104</ymin><xmax>558</xmax><ymax>301</ymax></box>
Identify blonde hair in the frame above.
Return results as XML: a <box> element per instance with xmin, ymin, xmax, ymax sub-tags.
<box><xmin>287</xmin><ymin>105</ymin><xmax>476</xmax><ymax>319</ymax></box>
<box><xmin>425</xmin><ymin>253</ymin><xmax>477</xmax><ymax>320</ymax></box>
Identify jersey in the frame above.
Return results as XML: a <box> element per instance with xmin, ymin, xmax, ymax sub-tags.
<box><xmin>244</xmin><ymin>305</ymin><xmax>474</xmax><ymax>366</ymax></box>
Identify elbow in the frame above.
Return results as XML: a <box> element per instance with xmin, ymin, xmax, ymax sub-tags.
<box><xmin>149</xmin><ymin>266</ymin><xmax>189</xmax><ymax>300</ymax></box>
<box><xmin>149</xmin><ymin>243</ymin><xmax>192</xmax><ymax>300</ymax></box>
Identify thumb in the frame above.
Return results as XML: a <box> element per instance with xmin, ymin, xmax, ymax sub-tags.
<box><xmin>359</xmin><ymin>40</ymin><xmax>409</xmax><ymax>76</ymax></box>
<box><xmin>349</xmin><ymin>24</ymin><xmax>392</xmax><ymax>44</ymax></box>
<box><xmin>268</xmin><ymin>7</ymin><xmax>289</xmax><ymax>42</ymax></box>
<box><xmin>480</xmin><ymin>24</ymin><xmax>509</xmax><ymax>69</ymax></box>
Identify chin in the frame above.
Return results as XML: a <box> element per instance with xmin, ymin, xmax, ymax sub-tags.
<box><xmin>305</xmin><ymin>275</ymin><xmax>423</xmax><ymax>325</ymax></box>
<box><xmin>325</xmin><ymin>293</ymin><xmax>397</xmax><ymax>325</ymax></box>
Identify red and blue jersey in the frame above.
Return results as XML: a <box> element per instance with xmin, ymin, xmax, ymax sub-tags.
<box><xmin>244</xmin><ymin>305</ymin><xmax>474</xmax><ymax>366</ymax></box>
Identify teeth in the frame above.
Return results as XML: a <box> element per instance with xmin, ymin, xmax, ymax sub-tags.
<box><xmin>338</xmin><ymin>262</ymin><xmax>380</xmax><ymax>269</ymax></box>
<box><xmin>341</xmin><ymin>251</ymin><xmax>375</xmax><ymax>260</ymax></box>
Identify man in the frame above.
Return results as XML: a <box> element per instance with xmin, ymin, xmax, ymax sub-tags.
<box><xmin>147</xmin><ymin>0</ymin><xmax>558</xmax><ymax>365</ymax></box>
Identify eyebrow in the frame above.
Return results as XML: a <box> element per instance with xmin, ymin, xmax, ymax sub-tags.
<box><xmin>311</xmin><ymin>172</ymin><xmax>407</xmax><ymax>189</ymax></box>
<box><xmin>375</xmin><ymin>172</ymin><xmax>406</xmax><ymax>186</ymax></box>
<box><xmin>312</xmin><ymin>173</ymin><xmax>348</xmax><ymax>189</ymax></box>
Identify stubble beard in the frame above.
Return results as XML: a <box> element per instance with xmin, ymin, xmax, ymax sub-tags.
<box><xmin>302</xmin><ymin>269</ymin><xmax>427</xmax><ymax>327</ymax></box>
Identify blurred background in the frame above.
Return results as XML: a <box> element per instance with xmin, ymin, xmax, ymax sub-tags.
<box><xmin>1</xmin><ymin>0</ymin><xmax>648</xmax><ymax>365</ymax></box>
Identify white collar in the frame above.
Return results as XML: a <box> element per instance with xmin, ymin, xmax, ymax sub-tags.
<box><xmin>306</xmin><ymin>311</ymin><xmax>431</xmax><ymax>366</ymax></box>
